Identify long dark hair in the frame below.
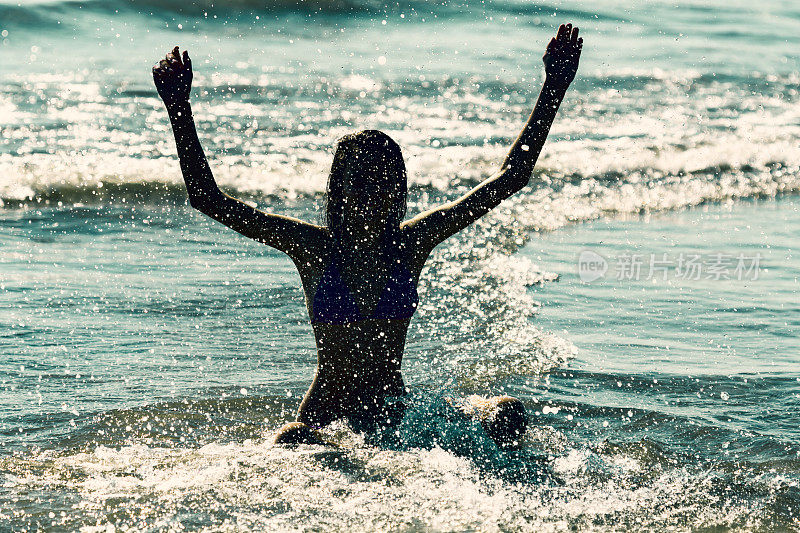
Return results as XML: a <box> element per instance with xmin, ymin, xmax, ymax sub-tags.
<box><xmin>324</xmin><ymin>130</ymin><xmax>408</xmax><ymax>248</ymax></box>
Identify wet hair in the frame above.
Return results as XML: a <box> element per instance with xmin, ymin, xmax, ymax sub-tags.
<box><xmin>324</xmin><ymin>130</ymin><xmax>408</xmax><ymax>246</ymax></box>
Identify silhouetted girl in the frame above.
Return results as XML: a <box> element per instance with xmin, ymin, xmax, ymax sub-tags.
<box><xmin>152</xmin><ymin>24</ymin><xmax>582</xmax><ymax>446</ymax></box>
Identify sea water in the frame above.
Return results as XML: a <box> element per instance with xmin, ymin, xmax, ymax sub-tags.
<box><xmin>1</xmin><ymin>0</ymin><xmax>799</xmax><ymax>530</ymax></box>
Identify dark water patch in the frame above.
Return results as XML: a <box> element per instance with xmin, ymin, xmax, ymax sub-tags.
<box><xmin>29</xmin><ymin>393</ymin><xmax>299</xmax><ymax>454</ymax></box>
<box><xmin>528</xmin><ymin>369</ymin><xmax>800</xmax><ymax>463</ymax></box>
<box><xmin>0</xmin><ymin>3</ymin><xmax>65</xmax><ymax>30</ymax></box>
<box><xmin>491</xmin><ymin>1</ymin><xmax>625</xmax><ymax>23</ymax></box>
<box><xmin>0</xmin><ymin>181</ymin><xmax>192</xmax><ymax>209</ymax></box>
<box><xmin>0</xmin><ymin>0</ymin><xmax>441</xmax><ymax>27</ymax></box>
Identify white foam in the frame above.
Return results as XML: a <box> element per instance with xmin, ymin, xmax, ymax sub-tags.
<box><xmin>2</xmin><ymin>432</ymin><xmax>781</xmax><ymax>531</ymax></box>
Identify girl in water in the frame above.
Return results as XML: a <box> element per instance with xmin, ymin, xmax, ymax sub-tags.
<box><xmin>152</xmin><ymin>24</ymin><xmax>582</xmax><ymax>447</ymax></box>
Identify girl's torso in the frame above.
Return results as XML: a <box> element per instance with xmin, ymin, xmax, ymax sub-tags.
<box><xmin>291</xmin><ymin>229</ymin><xmax>429</xmax><ymax>428</ymax></box>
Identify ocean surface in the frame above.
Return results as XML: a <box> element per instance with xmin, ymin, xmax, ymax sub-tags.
<box><xmin>1</xmin><ymin>0</ymin><xmax>799</xmax><ymax>530</ymax></box>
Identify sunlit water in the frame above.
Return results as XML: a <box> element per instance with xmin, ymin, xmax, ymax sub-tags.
<box><xmin>1</xmin><ymin>0</ymin><xmax>799</xmax><ymax>530</ymax></box>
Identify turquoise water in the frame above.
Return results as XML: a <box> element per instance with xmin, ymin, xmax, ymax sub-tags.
<box><xmin>530</xmin><ymin>197</ymin><xmax>800</xmax><ymax>376</ymax></box>
<box><xmin>2</xmin><ymin>0</ymin><xmax>800</xmax><ymax>530</ymax></box>
<box><xmin>523</xmin><ymin>197</ymin><xmax>800</xmax><ymax>483</ymax></box>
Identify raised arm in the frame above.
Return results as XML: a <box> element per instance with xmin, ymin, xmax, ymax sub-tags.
<box><xmin>152</xmin><ymin>47</ymin><xmax>324</xmax><ymax>264</ymax></box>
<box><xmin>402</xmin><ymin>24</ymin><xmax>583</xmax><ymax>255</ymax></box>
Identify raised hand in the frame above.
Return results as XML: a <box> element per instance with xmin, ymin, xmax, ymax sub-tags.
<box><xmin>152</xmin><ymin>46</ymin><xmax>193</xmax><ymax>109</ymax></box>
<box><xmin>543</xmin><ymin>23</ymin><xmax>582</xmax><ymax>88</ymax></box>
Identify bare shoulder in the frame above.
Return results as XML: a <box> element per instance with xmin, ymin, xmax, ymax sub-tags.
<box><xmin>290</xmin><ymin>223</ymin><xmax>334</xmax><ymax>277</ymax></box>
<box><xmin>399</xmin><ymin>197</ymin><xmax>456</xmax><ymax>256</ymax></box>
<box><xmin>399</xmin><ymin>218</ymin><xmax>440</xmax><ymax>277</ymax></box>
<box><xmin>398</xmin><ymin>168</ymin><xmax>523</xmax><ymax>262</ymax></box>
